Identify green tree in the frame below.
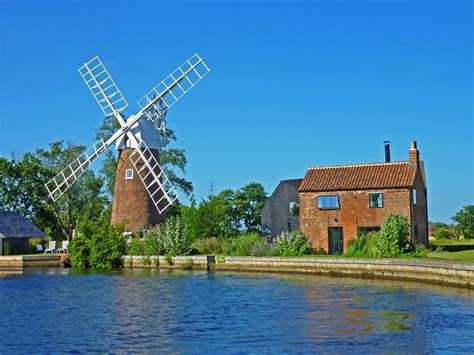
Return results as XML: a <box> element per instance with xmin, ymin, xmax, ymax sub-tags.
<box><xmin>0</xmin><ymin>141</ymin><xmax>108</xmax><ymax>241</ymax></box>
<box><xmin>234</xmin><ymin>182</ymin><xmax>268</xmax><ymax>233</ymax></box>
<box><xmin>452</xmin><ymin>205</ymin><xmax>474</xmax><ymax>239</ymax></box>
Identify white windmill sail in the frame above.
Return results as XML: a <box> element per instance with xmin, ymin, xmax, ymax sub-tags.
<box><xmin>137</xmin><ymin>53</ymin><xmax>210</xmax><ymax>122</ymax></box>
<box><xmin>128</xmin><ymin>140</ymin><xmax>178</xmax><ymax>213</ymax></box>
<box><xmin>45</xmin><ymin>54</ymin><xmax>210</xmax><ymax>215</ymax></box>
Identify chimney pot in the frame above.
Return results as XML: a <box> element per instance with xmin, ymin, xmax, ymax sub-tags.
<box><xmin>409</xmin><ymin>140</ymin><xmax>419</xmax><ymax>166</ymax></box>
<box><xmin>383</xmin><ymin>141</ymin><xmax>391</xmax><ymax>163</ymax></box>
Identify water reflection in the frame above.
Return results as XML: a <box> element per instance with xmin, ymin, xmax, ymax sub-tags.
<box><xmin>0</xmin><ymin>268</ymin><xmax>472</xmax><ymax>353</ymax></box>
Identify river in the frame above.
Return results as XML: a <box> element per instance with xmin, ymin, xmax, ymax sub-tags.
<box><xmin>0</xmin><ymin>268</ymin><xmax>473</xmax><ymax>353</ymax></box>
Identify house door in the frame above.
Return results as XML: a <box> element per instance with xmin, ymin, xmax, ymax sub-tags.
<box><xmin>328</xmin><ymin>227</ymin><xmax>344</xmax><ymax>255</ymax></box>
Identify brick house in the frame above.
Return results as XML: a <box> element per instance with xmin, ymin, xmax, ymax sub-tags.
<box><xmin>299</xmin><ymin>141</ymin><xmax>428</xmax><ymax>254</ymax></box>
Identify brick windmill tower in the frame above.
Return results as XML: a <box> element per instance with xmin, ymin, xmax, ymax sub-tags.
<box><xmin>45</xmin><ymin>54</ymin><xmax>210</xmax><ymax>232</ymax></box>
<box><xmin>111</xmin><ymin>118</ymin><xmax>167</xmax><ymax>231</ymax></box>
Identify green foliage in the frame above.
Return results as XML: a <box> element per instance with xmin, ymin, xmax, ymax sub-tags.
<box><xmin>433</xmin><ymin>227</ymin><xmax>456</xmax><ymax>242</ymax></box>
<box><xmin>191</xmin><ymin>237</ymin><xmax>228</xmax><ymax>254</ymax></box>
<box><xmin>224</xmin><ymin>233</ymin><xmax>262</xmax><ymax>256</ymax></box>
<box><xmin>345</xmin><ymin>232</ymin><xmax>380</xmax><ymax>257</ymax></box>
<box><xmin>143</xmin><ymin>216</ymin><xmax>191</xmax><ymax>256</ymax></box>
<box><xmin>234</xmin><ymin>183</ymin><xmax>268</xmax><ymax>233</ymax></box>
<box><xmin>181</xmin><ymin>258</ymin><xmax>194</xmax><ymax>270</ymax></box>
<box><xmin>165</xmin><ymin>254</ymin><xmax>174</xmax><ymax>266</ymax></box>
<box><xmin>88</xmin><ymin>224</ymin><xmax>126</xmax><ymax>269</ymax></box>
<box><xmin>69</xmin><ymin>218</ymin><xmax>126</xmax><ymax>269</ymax></box>
<box><xmin>142</xmin><ymin>255</ymin><xmax>151</xmax><ymax>266</ymax></box>
<box><xmin>68</xmin><ymin>234</ymin><xmax>90</xmax><ymax>268</ymax></box>
<box><xmin>452</xmin><ymin>205</ymin><xmax>474</xmax><ymax>239</ymax></box>
<box><xmin>277</xmin><ymin>230</ymin><xmax>312</xmax><ymax>256</ymax></box>
<box><xmin>128</xmin><ymin>237</ymin><xmax>144</xmax><ymax>256</ymax></box>
<box><xmin>375</xmin><ymin>214</ymin><xmax>415</xmax><ymax>257</ymax></box>
<box><xmin>0</xmin><ymin>141</ymin><xmax>109</xmax><ymax>241</ymax></box>
<box><xmin>179</xmin><ymin>183</ymin><xmax>268</xmax><ymax>240</ymax></box>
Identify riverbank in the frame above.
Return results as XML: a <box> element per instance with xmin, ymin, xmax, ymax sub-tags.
<box><xmin>1</xmin><ymin>254</ymin><xmax>473</xmax><ymax>288</ymax></box>
<box><xmin>122</xmin><ymin>255</ymin><xmax>474</xmax><ymax>289</ymax></box>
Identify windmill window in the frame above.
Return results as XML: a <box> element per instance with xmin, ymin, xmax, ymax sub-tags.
<box><xmin>125</xmin><ymin>169</ymin><xmax>133</xmax><ymax>180</ymax></box>
<box><xmin>289</xmin><ymin>202</ymin><xmax>299</xmax><ymax>216</ymax></box>
<box><xmin>369</xmin><ymin>193</ymin><xmax>383</xmax><ymax>208</ymax></box>
<box><xmin>413</xmin><ymin>189</ymin><xmax>417</xmax><ymax>204</ymax></box>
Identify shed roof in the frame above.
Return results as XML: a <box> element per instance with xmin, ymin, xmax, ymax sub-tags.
<box><xmin>0</xmin><ymin>211</ymin><xmax>46</xmax><ymax>239</ymax></box>
<box><xmin>299</xmin><ymin>161</ymin><xmax>421</xmax><ymax>192</ymax></box>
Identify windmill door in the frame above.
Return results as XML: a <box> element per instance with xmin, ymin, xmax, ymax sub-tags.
<box><xmin>328</xmin><ymin>227</ymin><xmax>344</xmax><ymax>255</ymax></box>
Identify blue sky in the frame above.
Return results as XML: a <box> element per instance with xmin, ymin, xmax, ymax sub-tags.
<box><xmin>0</xmin><ymin>0</ymin><xmax>472</xmax><ymax>222</ymax></box>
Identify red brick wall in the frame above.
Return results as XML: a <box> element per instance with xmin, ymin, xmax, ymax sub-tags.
<box><xmin>299</xmin><ymin>189</ymin><xmax>411</xmax><ymax>253</ymax></box>
<box><xmin>111</xmin><ymin>148</ymin><xmax>165</xmax><ymax>232</ymax></box>
<box><xmin>411</xmin><ymin>169</ymin><xmax>429</xmax><ymax>246</ymax></box>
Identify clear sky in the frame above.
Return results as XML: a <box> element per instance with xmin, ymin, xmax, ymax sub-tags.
<box><xmin>0</xmin><ymin>0</ymin><xmax>472</xmax><ymax>222</ymax></box>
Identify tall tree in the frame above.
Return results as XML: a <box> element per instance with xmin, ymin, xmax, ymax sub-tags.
<box><xmin>452</xmin><ymin>205</ymin><xmax>474</xmax><ymax>239</ymax></box>
<box><xmin>234</xmin><ymin>182</ymin><xmax>268</xmax><ymax>233</ymax></box>
<box><xmin>0</xmin><ymin>141</ymin><xmax>108</xmax><ymax>241</ymax></box>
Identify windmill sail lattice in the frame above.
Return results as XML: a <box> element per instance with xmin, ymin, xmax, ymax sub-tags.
<box><xmin>129</xmin><ymin>140</ymin><xmax>178</xmax><ymax>213</ymax></box>
<box><xmin>45</xmin><ymin>54</ymin><xmax>209</xmax><ymax>217</ymax></box>
<box><xmin>79</xmin><ymin>56</ymin><xmax>128</xmax><ymax>117</ymax></box>
<box><xmin>138</xmin><ymin>53</ymin><xmax>210</xmax><ymax>122</ymax></box>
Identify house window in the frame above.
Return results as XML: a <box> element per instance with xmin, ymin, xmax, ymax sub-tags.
<box><xmin>357</xmin><ymin>226</ymin><xmax>381</xmax><ymax>238</ymax></box>
<box><xmin>125</xmin><ymin>169</ymin><xmax>133</xmax><ymax>179</ymax></box>
<box><xmin>317</xmin><ymin>195</ymin><xmax>340</xmax><ymax>209</ymax></box>
<box><xmin>289</xmin><ymin>202</ymin><xmax>299</xmax><ymax>216</ymax></box>
<box><xmin>369</xmin><ymin>193</ymin><xmax>383</xmax><ymax>208</ymax></box>
<box><xmin>413</xmin><ymin>188</ymin><xmax>417</xmax><ymax>204</ymax></box>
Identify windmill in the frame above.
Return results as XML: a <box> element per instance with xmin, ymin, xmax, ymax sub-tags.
<box><xmin>45</xmin><ymin>54</ymin><xmax>210</xmax><ymax>231</ymax></box>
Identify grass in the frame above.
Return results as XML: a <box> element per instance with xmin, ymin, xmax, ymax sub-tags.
<box><xmin>427</xmin><ymin>250</ymin><xmax>474</xmax><ymax>263</ymax></box>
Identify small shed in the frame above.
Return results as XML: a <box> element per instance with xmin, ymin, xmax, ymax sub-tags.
<box><xmin>0</xmin><ymin>211</ymin><xmax>46</xmax><ymax>255</ymax></box>
<box><xmin>261</xmin><ymin>179</ymin><xmax>303</xmax><ymax>238</ymax></box>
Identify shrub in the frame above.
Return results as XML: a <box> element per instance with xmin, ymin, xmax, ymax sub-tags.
<box><xmin>224</xmin><ymin>233</ymin><xmax>261</xmax><ymax>256</ymax></box>
<box><xmin>191</xmin><ymin>237</ymin><xmax>225</xmax><ymax>254</ymax></box>
<box><xmin>375</xmin><ymin>214</ymin><xmax>415</xmax><ymax>257</ymax></box>
<box><xmin>165</xmin><ymin>254</ymin><xmax>174</xmax><ymax>266</ymax></box>
<box><xmin>88</xmin><ymin>225</ymin><xmax>126</xmax><ymax>269</ymax></box>
<box><xmin>433</xmin><ymin>228</ymin><xmax>456</xmax><ymax>242</ymax></box>
<box><xmin>69</xmin><ymin>234</ymin><xmax>90</xmax><ymax>268</ymax></box>
<box><xmin>276</xmin><ymin>230</ymin><xmax>312</xmax><ymax>256</ymax></box>
<box><xmin>144</xmin><ymin>216</ymin><xmax>191</xmax><ymax>256</ymax></box>
<box><xmin>345</xmin><ymin>232</ymin><xmax>379</xmax><ymax>257</ymax></box>
<box><xmin>182</xmin><ymin>258</ymin><xmax>194</xmax><ymax>270</ymax></box>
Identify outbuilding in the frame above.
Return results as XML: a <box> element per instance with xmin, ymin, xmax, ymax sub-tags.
<box><xmin>0</xmin><ymin>211</ymin><xmax>46</xmax><ymax>255</ymax></box>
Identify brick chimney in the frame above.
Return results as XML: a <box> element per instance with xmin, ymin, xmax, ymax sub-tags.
<box><xmin>409</xmin><ymin>140</ymin><xmax>419</xmax><ymax>166</ymax></box>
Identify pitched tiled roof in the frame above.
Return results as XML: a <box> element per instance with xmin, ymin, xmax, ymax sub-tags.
<box><xmin>299</xmin><ymin>161</ymin><xmax>420</xmax><ymax>192</ymax></box>
<box><xmin>0</xmin><ymin>211</ymin><xmax>46</xmax><ymax>239</ymax></box>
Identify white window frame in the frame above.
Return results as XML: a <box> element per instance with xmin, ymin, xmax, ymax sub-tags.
<box><xmin>125</xmin><ymin>169</ymin><xmax>134</xmax><ymax>180</ymax></box>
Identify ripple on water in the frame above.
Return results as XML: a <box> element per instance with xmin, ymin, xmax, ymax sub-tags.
<box><xmin>0</xmin><ymin>268</ymin><xmax>473</xmax><ymax>353</ymax></box>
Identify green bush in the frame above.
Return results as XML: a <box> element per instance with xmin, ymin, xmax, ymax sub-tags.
<box><xmin>182</xmin><ymin>258</ymin><xmax>194</xmax><ymax>270</ymax></box>
<box><xmin>277</xmin><ymin>230</ymin><xmax>312</xmax><ymax>256</ymax></box>
<box><xmin>433</xmin><ymin>227</ymin><xmax>456</xmax><ymax>242</ymax></box>
<box><xmin>165</xmin><ymin>254</ymin><xmax>174</xmax><ymax>266</ymax></box>
<box><xmin>144</xmin><ymin>216</ymin><xmax>191</xmax><ymax>256</ymax></box>
<box><xmin>375</xmin><ymin>214</ymin><xmax>415</xmax><ymax>257</ymax></box>
<box><xmin>345</xmin><ymin>232</ymin><xmax>379</xmax><ymax>257</ymax></box>
<box><xmin>69</xmin><ymin>234</ymin><xmax>90</xmax><ymax>268</ymax></box>
<box><xmin>191</xmin><ymin>237</ymin><xmax>226</xmax><ymax>254</ymax></box>
<box><xmin>224</xmin><ymin>233</ymin><xmax>261</xmax><ymax>256</ymax></box>
<box><xmin>88</xmin><ymin>224</ymin><xmax>126</xmax><ymax>269</ymax></box>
